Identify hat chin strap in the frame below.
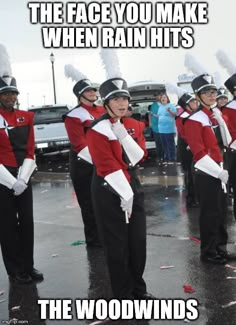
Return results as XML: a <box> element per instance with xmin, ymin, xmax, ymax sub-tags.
<box><xmin>106</xmin><ymin>104</ymin><xmax>120</xmax><ymax>119</ymax></box>
<box><xmin>80</xmin><ymin>93</ymin><xmax>97</xmax><ymax>104</ymax></box>
<box><xmin>198</xmin><ymin>95</ymin><xmax>212</xmax><ymax>109</ymax></box>
<box><xmin>0</xmin><ymin>99</ymin><xmax>14</xmax><ymax>111</ymax></box>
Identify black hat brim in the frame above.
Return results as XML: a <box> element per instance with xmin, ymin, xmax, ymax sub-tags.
<box><xmin>105</xmin><ymin>91</ymin><xmax>130</xmax><ymax>102</ymax></box>
<box><xmin>0</xmin><ymin>86</ymin><xmax>19</xmax><ymax>95</ymax></box>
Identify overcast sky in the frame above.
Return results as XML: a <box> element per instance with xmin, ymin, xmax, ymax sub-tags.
<box><xmin>1</xmin><ymin>0</ymin><xmax>236</xmax><ymax>109</ymax></box>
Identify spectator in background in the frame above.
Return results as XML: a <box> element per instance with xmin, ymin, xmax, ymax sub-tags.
<box><xmin>158</xmin><ymin>93</ymin><xmax>177</xmax><ymax>164</ymax></box>
<box><xmin>149</xmin><ymin>93</ymin><xmax>164</xmax><ymax>163</ymax></box>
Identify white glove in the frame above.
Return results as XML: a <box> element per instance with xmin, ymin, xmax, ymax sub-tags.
<box><xmin>212</xmin><ymin>109</ymin><xmax>224</xmax><ymax>126</ymax></box>
<box><xmin>112</xmin><ymin>122</ymin><xmax>128</xmax><ymax>141</ymax></box>
<box><xmin>120</xmin><ymin>196</ymin><xmax>133</xmax><ymax>216</ymax></box>
<box><xmin>12</xmin><ymin>178</ymin><xmax>28</xmax><ymax>196</ymax></box>
<box><xmin>218</xmin><ymin>170</ymin><xmax>229</xmax><ymax>184</ymax></box>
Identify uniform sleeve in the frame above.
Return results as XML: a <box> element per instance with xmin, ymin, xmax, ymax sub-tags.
<box><xmin>64</xmin><ymin>116</ymin><xmax>87</xmax><ymax>153</ymax></box>
<box><xmin>137</xmin><ymin>121</ymin><xmax>148</xmax><ymax>161</ymax></box>
<box><xmin>184</xmin><ymin>119</ymin><xmax>207</xmax><ymax>161</ymax></box>
<box><xmin>222</xmin><ymin>108</ymin><xmax>236</xmax><ymax>141</ymax></box>
<box><xmin>25</xmin><ymin>112</ymin><xmax>35</xmax><ymax>159</ymax></box>
<box><xmin>87</xmin><ymin>129</ymin><xmax>128</xmax><ymax>178</ymax></box>
<box><xmin>176</xmin><ymin>117</ymin><xmax>184</xmax><ymax>139</ymax></box>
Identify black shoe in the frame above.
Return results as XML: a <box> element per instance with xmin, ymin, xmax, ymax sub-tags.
<box><xmin>133</xmin><ymin>292</ymin><xmax>157</xmax><ymax>300</ymax></box>
<box><xmin>218</xmin><ymin>251</ymin><xmax>236</xmax><ymax>261</ymax></box>
<box><xmin>200</xmin><ymin>254</ymin><xmax>227</xmax><ymax>265</ymax></box>
<box><xmin>29</xmin><ymin>268</ymin><xmax>44</xmax><ymax>281</ymax></box>
<box><xmin>9</xmin><ymin>272</ymin><xmax>32</xmax><ymax>284</ymax></box>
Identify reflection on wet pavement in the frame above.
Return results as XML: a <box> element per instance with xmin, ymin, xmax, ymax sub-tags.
<box><xmin>0</xmin><ymin>156</ymin><xmax>236</xmax><ymax>324</ymax></box>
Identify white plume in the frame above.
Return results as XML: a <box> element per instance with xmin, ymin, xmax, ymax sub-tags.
<box><xmin>0</xmin><ymin>44</ymin><xmax>12</xmax><ymax>77</ymax></box>
<box><xmin>100</xmin><ymin>48</ymin><xmax>122</xmax><ymax>79</ymax></box>
<box><xmin>184</xmin><ymin>53</ymin><xmax>208</xmax><ymax>75</ymax></box>
<box><xmin>213</xmin><ymin>71</ymin><xmax>223</xmax><ymax>89</ymax></box>
<box><xmin>64</xmin><ymin>64</ymin><xmax>87</xmax><ymax>82</ymax></box>
<box><xmin>216</xmin><ymin>49</ymin><xmax>236</xmax><ymax>75</ymax></box>
<box><xmin>165</xmin><ymin>82</ymin><xmax>186</xmax><ymax>98</ymax></box>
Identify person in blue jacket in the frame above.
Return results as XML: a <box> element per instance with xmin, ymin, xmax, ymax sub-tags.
<box><xmin>158</xmin><ymin>93</ymin><xmax>177</xmax><ymax>163</ymax></box>
<box><xmin>149</xmin><ymin>93</ymin><xmax>164</xmax><ymax>162</ymax></box>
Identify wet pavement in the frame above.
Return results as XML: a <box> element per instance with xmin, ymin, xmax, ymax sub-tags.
<box><xmin>1</xmin><ymin>156</ymin><xmax>236</xmax><ymax>325</ymax></box>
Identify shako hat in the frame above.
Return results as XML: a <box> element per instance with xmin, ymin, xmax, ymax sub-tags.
<box><xmin>191</xmin><ymin>74</ymin><xmax>217</xmax><ymax>94</ymax></box>
<box><xmin>73</xmin><ymin>78</ymin><xmax>97</xmax><ymax>98</ymax></box>
<box><xmin>224</xmin><ymin>73</ymin><xmax>236</xmax><ymax>95</ymax></box>
<box><xmin>178</xmin><ymin>93</ymin><xmax>195</xmax><ymax>108</ymax></box>
<box><xmin>99</xmin><ymin>77</ymin><xmax>130</xmax><ymax>103</ymax></box>
<box><xmin>216</xmin><ymin>87</ymin><xmax>228</xmax><ymax>99</ymax></box>
<box><xmin>0</xmin><ymin>75</ymin><xmax>19</xmax><ymax>94</ymax></box>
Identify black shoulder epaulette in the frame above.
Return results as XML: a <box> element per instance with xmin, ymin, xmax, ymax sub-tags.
<box><xmin>61</xmin><ymin>105</ymin><xmax>80</xmax><ymax>121</ymax></box>
<box><xmin>86</xmin><ymin>112</ymin><xmax>110</xmax><ymax>131</ymax></box>
<box><xmin>175</xmin><ymin>110</ymin><xmax>185</xmax><ymax>121</ymax></box>
<box><xmin>221</xmin><ymin>98</ymin><xmax>235</xmax><ymax>111</ymax></box>
<box><xmin>182</xmin><ymin>105</ymin><xmax>202</xmax><ymax>124</ymax></box>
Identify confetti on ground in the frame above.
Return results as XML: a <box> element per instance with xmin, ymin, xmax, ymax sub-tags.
<box><xmin>11</xmin><ymin>306</ymin><xmax>21</xmax><ymax>311</ymax></box>
<box><xmin>225</xmin><ymin>264</ymin><xmax>236</xmax><ymax>270</ymax></box>
<box><xmin>178</xmin><ymin>237</ymin><xmax>190</xmax><ymax>240</ymax></box>
<box><xmin>0</xmin><ymin>291</ymin><xmax>4</xmax><ymax>296</ymax></box>
<box><xmin>71</xmin><ymin>240</ymin><xmax>86</xmax><ymax>246</ymax></box>
<box><xmin>0</xmin><ymin>299</ymin><xmax>6</xmax><ymax>303</ymax></box>
<box><xmin>226</xmin><ymin>277</ymin><xmax>236</xmax><ymax>279</ymax></box>
<box><xmin>160</xmin><ymin>265</ymin><xmax>175</xmax><ymax>269</ymax></box>
<box><xmin>189</xmin><ymin>237</ymin><xmax>201</xmax><ymax>244</ymax></box>
<box><xmin>51</xmin><ymin>254</ymin><xmax>59</xmax><ymax>258</ymax></box>
<box><xmin>183</xmin><ymin>285</ymin><xmax>195</xmax><ymax>293</ymax></box>
<box><xmin>40</xmin><ymin>190</ymin><xmax>48</xmax><ymax>194</ymax></box>
<box><xmin>222</xmin><ymin>301</ymin><xmax>236</xmax><ymax>308</ymax></box>
<box><xmin>165</xmin><ymin>197</ymin><xmax>168</xmax><ymax>200</ymax></box>
<box><xmin>184</xmin><ymin>319</ymin><xmax>190</xmax><ymax>323</ymax></box>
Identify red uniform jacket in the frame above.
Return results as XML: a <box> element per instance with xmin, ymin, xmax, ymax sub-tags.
<box><xmin>63</xmin><ymin>103</ymin><xmax>105</xmax><ymax>154</ymax></box>
<box><xmin>222</xmin><ymin>99</ymin><xmax>236</xmax><ymax>141</ymax></box>
<box><xmin>0</xmin><ymin>108</ymin><xmax>35</xmax><ymax>167</ymax></box>
<box><xmin>183</xmin><ymin>107</ymin><xmax>222</xmax><ymax>163</ymax></box>
<box><xmin>86</xmin><ymin>115</ymin><xmax>147</xmax><ymax>183</ymax></box>
<box><xmin>175</xmin><ymin>110</ymin><xmax>189</xmax><ymax>140</ymax></box>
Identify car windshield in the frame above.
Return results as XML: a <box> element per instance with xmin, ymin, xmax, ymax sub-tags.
<box><xmin>32</xmin><ymin>106</ymin><xmax>69</xmax><ymax>125</ymax></box>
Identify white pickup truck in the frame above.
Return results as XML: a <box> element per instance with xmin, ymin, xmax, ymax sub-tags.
<box><xmin>28</xmin><ymin>105</ymin><xmax>71</xmax><ymax>156</ymax></box>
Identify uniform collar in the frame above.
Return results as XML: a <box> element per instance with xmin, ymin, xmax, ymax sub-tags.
<box><xmin>80</xmin><ymin>103</ymin><xmax>97</xmax><ymax>110</ymax></box>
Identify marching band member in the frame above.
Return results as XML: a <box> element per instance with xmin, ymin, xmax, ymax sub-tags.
<box><xmin>86</xmin><ymin>76</ymin><xmax>154</xmax><ymax>299</ymax></box>
<box><xmin>63</xmin><ymin>65</ymin><xmax>105</xmax><ymax>247</ymax></box>
<box><xmin>0</xmin><ymin>44</ymin><xmax>43</xmax><ymax>283</ymax></box>
<box><xmin>183</xmin><ymin>73</ymin><xmax>232</xmax><ymax>264</ymax></box>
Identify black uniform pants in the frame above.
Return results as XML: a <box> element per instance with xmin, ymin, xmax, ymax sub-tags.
<box><xmin>195</xmin><ymin>173</ymin><xmax>228</xmax><ymax>257</ymax></box>
<box><xmin>228</xmin><ymin>151</ymin><xmax>236</xmax><ymax>219</ymax></box>
<box><xmin>177</xmin><ymin>137</ymin><xmax>197</xmax><ymax>205</ymax></box>
<box><xmin>69</xmin><ymin>150</ymin><xmax>100</xmax><ymax>245</ymax></box>
<box><xmin>91</xmin><ymin>170</ymin><xmax>147</xmax><ymax>299</ymax></box>
<box><xmin>0</xmin><ymin>183</ymin><xmax>34</xmax><ymax>276</ymax></box>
